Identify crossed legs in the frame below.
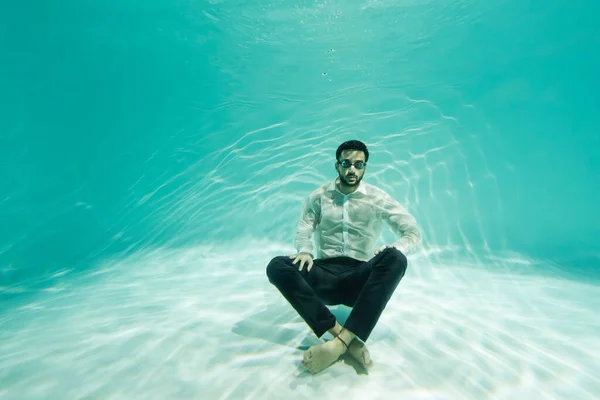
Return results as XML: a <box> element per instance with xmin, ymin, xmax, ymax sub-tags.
<box><xmin>266</xmin><ymin>247</ymin><xmax>408</xmax><ymax>373</ymax></box>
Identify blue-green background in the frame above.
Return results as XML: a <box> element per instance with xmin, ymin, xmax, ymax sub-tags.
<box><xmin>1</xmin><ymin>1</ymin><xmax>599</xmax><ymax>300</ymax></box>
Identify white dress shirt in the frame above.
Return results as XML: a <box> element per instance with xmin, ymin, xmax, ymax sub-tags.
<box><xmin>295</xmin><ymin>177</ymin><xmax>422</xmax><ymax>261</ymax></box>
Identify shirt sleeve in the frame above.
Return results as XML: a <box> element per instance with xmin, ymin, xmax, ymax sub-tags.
<box><xmin>380</xmin><ymin>192</ymin><xmax>422</xmax><ymax>254</ymax></box>
<box><xmin>294</xmin><ymin>193</ymin><xmax>321</xmax><ymax>256</ymax></box>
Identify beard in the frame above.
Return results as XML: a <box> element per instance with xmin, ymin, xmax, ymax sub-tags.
<box><xmin>340</xmin><ymin>173</ymin><xmax>361</xmax><ymax>186</ymax></box>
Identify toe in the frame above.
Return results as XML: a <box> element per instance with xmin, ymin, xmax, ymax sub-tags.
<box><xmin>304</xmin><ymin>349</ymin><xmax>312</xmax><ymax>360</ymax></box>
<box><xmin>302</xmin><ymin>351</ymin><xmax>312</xmax><ymax>367</ymax></box>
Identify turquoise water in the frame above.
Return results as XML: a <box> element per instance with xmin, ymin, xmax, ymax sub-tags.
<box><xmin>1</xmin><ymin>1</ymin><xmax>599</xmax><ymax>398</ymax></box>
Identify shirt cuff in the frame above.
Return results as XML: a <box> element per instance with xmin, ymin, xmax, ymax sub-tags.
<box><xmin>298</xmin><ymin>247</ymin><xmax>314</xmax><ymax>257</ymax></box>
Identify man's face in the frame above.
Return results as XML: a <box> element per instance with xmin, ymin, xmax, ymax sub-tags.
<box><xmin>335</xmin><ymin>150</ymin><xmax>367</xmax><ymax>187</ymax></box>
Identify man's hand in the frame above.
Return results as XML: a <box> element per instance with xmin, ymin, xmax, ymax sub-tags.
<box><xmin>374</xmin><ymin>245</ymin><xmax>395</xmax><ymax>256</ymax></box>
<box><xmin>288</xmin><ymin>252</ymin><xmax>314</xmax><ymax>272</ymax></box>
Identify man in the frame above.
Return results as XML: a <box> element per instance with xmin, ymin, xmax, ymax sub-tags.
<box><xmin>266</xmin><ymin>140</ymin><xmax>422</xmax><ymax>374</ymax></box>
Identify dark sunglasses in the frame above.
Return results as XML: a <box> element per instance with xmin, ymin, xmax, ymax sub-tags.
<box><xmin>338</xmin><ymin>159</ymin><xmax>366</xmax><ymax>169</ymax></box>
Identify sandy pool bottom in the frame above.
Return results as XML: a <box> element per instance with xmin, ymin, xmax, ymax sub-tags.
<box><xmin>1</xmin><ymin>242</ymin><xmax>598</xmax><ymax>399</ymax></box>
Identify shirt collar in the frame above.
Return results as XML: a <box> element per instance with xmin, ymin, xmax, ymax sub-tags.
<box><xmin>328</xmin><ymin>177</ymin><xmax>368</xmax><ymax>195</ymax></box>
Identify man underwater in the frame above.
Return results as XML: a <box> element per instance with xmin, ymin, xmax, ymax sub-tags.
<box><xmin>267</xmin><ymin>140</ymin><xmax>422</xmax><ymax>374</ymax></box>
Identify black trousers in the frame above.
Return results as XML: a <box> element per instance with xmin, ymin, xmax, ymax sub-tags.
<box><xmin>266</xmin><ymin>247</ymin><xmax>407</xmax><ymax>342</ymax></box>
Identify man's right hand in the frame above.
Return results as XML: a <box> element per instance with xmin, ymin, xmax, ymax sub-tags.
<box><xmin>288</xmin><ymin>252</ymin><xmax>314</xmax><ymax>272</ymax></box>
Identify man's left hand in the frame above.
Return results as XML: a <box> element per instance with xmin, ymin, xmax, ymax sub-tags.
<box><xmin>374</xmin><ymin>245</ymin><xmax>395</xmax><ymax>255</ymax></box>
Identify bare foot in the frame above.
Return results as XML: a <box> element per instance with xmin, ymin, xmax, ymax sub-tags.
<box><xmin>346</xmin><ymin>339</ymin><xmax>373</xmax><ymax>369</ymax></box>
<box><xmin>302</xmin><ymin>337</ymin><xmax>347</xmax><ymax>374</ymax></box>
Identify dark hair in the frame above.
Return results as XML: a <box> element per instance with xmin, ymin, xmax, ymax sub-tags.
<box><xmin>336</xmin><ymin>140</ymin><xmax>369</xmax><ymax>162</ymax></box>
